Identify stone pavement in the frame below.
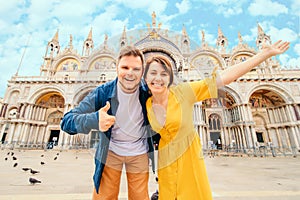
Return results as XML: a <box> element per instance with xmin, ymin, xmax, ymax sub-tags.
<box><xmin>1</xmin><ymin>148</ymin><xmax>300</xmax><ymax>200</ymax></box>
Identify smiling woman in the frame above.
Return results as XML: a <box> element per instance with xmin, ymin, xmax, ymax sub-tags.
<box><xmin>144</xmin><ymin>54</ymin><xmax>217</xmax><ymax>200</ymax></box>
<box><xmin>143</xmin><ymin>39</ymin><xmax>290</xmax><ymax>199</ymax></box>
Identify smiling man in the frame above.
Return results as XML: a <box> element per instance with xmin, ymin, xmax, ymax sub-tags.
<box><xmin>60</xmin><ymin>46</ymin><xmax>156</xmax><ymax>200</ymax></box>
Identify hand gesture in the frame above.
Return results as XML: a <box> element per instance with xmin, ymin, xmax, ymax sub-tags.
<box><xmin>262</xmin><ymin>40</ymin><xmax>290</xmax><ymax>57</ymax></box>
<box><xmin>98</xmin><ymin>101</ymin><xmax>116</xmax><ymax>132</ymax></box>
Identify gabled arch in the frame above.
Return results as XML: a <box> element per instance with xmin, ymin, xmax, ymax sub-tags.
<box><xmin>189</xmin><ymin>49</ymin><xmax>227</xmax><ymax>71</ymax></box>
<box><xmin>246</xmin><ymin>83</ymin><xmax>295</xmax><ymax>105</ymax></box>
<box><xmin>52</xmin><ymin>54</ymin><xmax>82</xmax><ymax>72</ymax></box>
<box><xmin>28</xmin><ymin>86</ymin><xmax>65</xmax><ymax>105</ymax></box>
<box><xmin>230</xmin><ymin>49</ymin><xmax>256</xmax><ymax>66</ymax></box>
<box><xmin>3</xmin><ymin>87</ymin><xmax>21</xmax><ymax>104</ymax></box>
<box><xmin>219</xmin><ymin>85</ymin><xmax>243</xmax><ymax>106</ymax></box>
<box><xmin>73</xmin><ymin>84</ymin><xmax>97</xmax><ymax>105</ymax></box>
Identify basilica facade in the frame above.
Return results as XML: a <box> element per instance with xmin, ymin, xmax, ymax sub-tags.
<box><xmin>0</xmin><ymin>13</ymin><xmax>299</xmax><ymax>155</ymax></box>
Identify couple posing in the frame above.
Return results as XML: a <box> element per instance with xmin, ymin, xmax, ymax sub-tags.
<box><xmin>61</xmin><ymin>41</ymin><xmax>289</xmax><ymax>200</ymax></box>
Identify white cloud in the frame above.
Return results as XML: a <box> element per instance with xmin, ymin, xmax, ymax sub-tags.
<box><xmin>91</xmin><ymin>5</ymin><xmax>127</xmax><ymax>36</ymax></box>
<box><xmin>113</xmin><ymin>0</ymin><xmax>168</xmax><ymax>15</ymax></box>
<box><xmin>0</xmin><ymin>0</ymin><xmax>299</xmax><ymax>97</ymax></box>
<box><xmin>198</xmin><ymin>0</ymin><xmax>235</xmax><ymax>6</ymax></box>
<box><xmin>216</xmin><ymin>5</ymin><xmax>243</xmax><ymax>17</ymax></box>
<box><xmin>197</xmin><ymin>29</ymin><xmax>216</xmax><ymax>46</ymax></box>
<box><xmin>248</xmin><ymin>0</ymin><xmax>288</xmax><ymax>16</ymax></box>
<box><xmin>268</xmin><ymin>27</ymin><xmax>298</xmax><ymax>43</ymax></box>
<box><xmin>294</xmin><ymin>43</ymin><xmax>300</xmax><ymax>56</ymax></box>
<box><xmin>291</xmin><ymin>0</ymin><xmax>300</xmax><ymax>14</ymax></box>
<box><xmin>279</xmin><ymin>54</ymin><xmax>300</xmax><ymax>69</ymax></box>
<box><xmin>196</xmin><ymin>0</ymin><xmax>245</xmax><ymax>17</ymax></box>
<box><xmin>175</xmin><ymin>0</ymin><xmax>191</xmax><ymax>14</ymax></box>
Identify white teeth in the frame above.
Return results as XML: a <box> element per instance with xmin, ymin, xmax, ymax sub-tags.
<box><xmin>153</xmin><ymin>83</ymin><xmax>163</xmax><ymax>86</ymax></box>
<box><xmin>125</xmin><ymin>78</ymin><xmax>134</xmax><ymax>81</ymax></box>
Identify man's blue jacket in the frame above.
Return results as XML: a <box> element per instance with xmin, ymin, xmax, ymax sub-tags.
<box><xmin>60</xmin><ymin>78</ymin><xmax>155</xmax><ymax>193</ymax></box>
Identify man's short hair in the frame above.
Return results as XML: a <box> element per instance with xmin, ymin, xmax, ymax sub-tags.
<box><xmin>117</xmin><ymin>46</ymin><xmax>145</xmax><ymax>69</ymax></box>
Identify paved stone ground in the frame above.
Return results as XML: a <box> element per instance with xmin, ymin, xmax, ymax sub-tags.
<box><xmin>1</xmin><ymin>148</ymin><xmax>300</xmax><ymax>200</ymax></box>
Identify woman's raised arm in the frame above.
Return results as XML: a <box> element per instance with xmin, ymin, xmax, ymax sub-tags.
<box><xmin>218</xmin><ymin>40</ymin><xmax>290</xmax><ymax>87</ymax></box>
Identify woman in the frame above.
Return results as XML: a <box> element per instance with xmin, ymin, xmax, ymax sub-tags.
<box><xmin>144</xmin><ymin>40</ymin><xmax>289</xmax><ymax>200</ymax></box>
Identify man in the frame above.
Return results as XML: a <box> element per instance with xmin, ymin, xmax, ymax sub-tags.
<box><xmin>60</xmin><ymin>46</ymin><xmax>155</xmax><ymax>200</ymax></box>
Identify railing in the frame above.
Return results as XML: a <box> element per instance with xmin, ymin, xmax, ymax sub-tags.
<box><xmin>203</xmin><ymin>144</ymin><xmax>299</xmax><ymax>158</ymax></box>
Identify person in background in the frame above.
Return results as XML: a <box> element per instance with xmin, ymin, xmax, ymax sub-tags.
<box><xmin>143</xmin><ymin>40</ymin><xmax>289</xmax><ymax>200</ymax></box>
<box><xmin>61</xmin><ymin>46</ymin><xmax>156</xmax><ymax>200</ymax></box>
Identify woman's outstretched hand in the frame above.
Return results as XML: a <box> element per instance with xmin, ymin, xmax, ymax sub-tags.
<box><xmin>262</xmin><ymin>40</ymin><xmax>290</xmax><ymax>57</ymax></box>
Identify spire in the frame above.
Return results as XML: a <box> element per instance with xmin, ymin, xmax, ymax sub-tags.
<box><xmin>182</xmin><ymin>24</ymin><xmax>187</xmax><ymax>36</ymax></box>
<box><xmin>257</xmin><ymin>23</ymin><xmax>264</xmax><ymax>35</ymax></box>
<box><xmin>217</xmin><ymin>24</ymin><xmax>224</xmax><ymax>37</ymax></box>
<box><xmin>68</xmin><ymin>34</ymin><xmax>73</xmax><ymax>49</ymax></box>
<box><xmin>88</xmin><ymin>27</ymin><xmax>93</xmax><ymax>40</ymax></box>
<box><xmin>152</xmin><ymin>11</ymin><xmax>156</xmax><ymax>28</ymax></box>
<box><xmin>256</xmin><ymin>23</ymin><xmax>271</xmax><ymax>49</ymax></box>
<box><xmin>52</xmin><ymin>29</ymin><xmax>59</xmax><ymax>43</ymax></box>
<box><xmin>238</xmin><ymin>31</ymin><xmax>243</xmax><ymax>44</ymax></box>
<box><xmin>181</xmin><ymin>24</ymin><xmax>190</xmax><ymax>53</ymax></box>
<box><xmin>216</xmin><ymin>24</ymin><xmax>228</xmax><ymax>51</ymax></box>
<box><xmin>45</xmin><ymin>29</ymin><xmax>60</xmax><ymax>58</ymax></box>
<box><xmin>201</xmin><ymin>30</ymin><xmax>208</xmax><ymax>49</ymax></box>
<box><xmin>119</xmin><ymin>26</ymin><xmax>128</xmax><ymax>48</ymax></box>
<box><xmin>82</xmin><ymin>27</ymin><xmax>94</xmax><ymax>56</ymax></box>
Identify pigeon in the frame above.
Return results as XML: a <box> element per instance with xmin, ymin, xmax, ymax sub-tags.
<box><xmin>151</xmin><ymin>190</ymin><xmax>159</xmax><ymax>200</ymax></box>
<box><xmin>30</xmin><ymin>169</ymin><xmax>40</xmax><ymax>175</ymax></box>
<box><xmin>54</xmin><ymin>156</ymin><xmax>58</xmax><ymax>160</ymax></box>
<box><xmin>12</xmin><ymin>156</ymin><xmax>17</xmax><ymax>160</ymax></box>
<box><xmin>155</xmin><ymin>177</ymin><xmax>158</xmax><ymax>182</ymax></box>
<box><xmin>13</xmin><ymin>163</ymin><xmax>18</xmax><ymax>167</ymax></box>
<box><xmin>41</xmin><ymin>154</ymin><xmax>44</xmax><ymax>157</ymax></box>
<box><xmin>22</xmin><ymin>167</ymin><xmax>31</xmax><ymax>171</ymax></box>
<box><xmin>5</xmin><ymin>157</ymin><xmax>8</xmax><ymax>161</ymax></box>
<box><xmin>29</xmin><ymin>177</ymin><xmax>41</xmax><ymax>185</ymax></box>
<box><xmin>40</xmin><ymin>161</ymin><xmax>45</xmax><ymax>165</ymax></box>
<box><xmin>11</xmin><ymin>152</ymin><xmax>14</xmax><ymax>156</ymax></box>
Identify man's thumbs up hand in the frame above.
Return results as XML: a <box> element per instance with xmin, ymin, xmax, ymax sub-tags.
<box><xmin>99</xmin><ymin>101</ymin><xmax>116</xmax><ymax>132</ymax></box>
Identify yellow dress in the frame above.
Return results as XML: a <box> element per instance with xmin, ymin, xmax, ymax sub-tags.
<box><xmin>146</xmin><ymin>80</ymin><xmax>217</xmax><ymax>200</ymax></box>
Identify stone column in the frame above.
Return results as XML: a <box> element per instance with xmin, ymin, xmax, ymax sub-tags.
<box><xmin>42</xmin><ymin>107</ymin><xmax>47</xmax><ymax>121</ymax></box>
<box><xmin>26</xmin><ymin>104</ymin><xmax>33</xmax><ymax>120</ymax></box>
<box><xmin>273</xmin><ymin>108</ymin><xmax>279</xmax><ymax>123</ymax></box>
<box><xmin>283</xmin><ymin>128</ymin><xmax>291</xmax><ymax>148</ymax></box>
<box><xmin>21</xmin><ymin>103</ymin><xmax>28</xmax><ymax>118</ymax></box>
<box><xmin>240</xmin><ymin>104</ymin><xmax>247</xmax><ymax>121</ymax></box>
<box><xmin>288</xmin><ymin>105</ymin><xmax>296</xmax><ymax>121</ymax></box>
<box><xmin>36</xmin><ymin>107</ymin><xmax>41</xmax><ymax>121</ymax></box>
<box><xmin>34</xmin><ymin>126</ymin><xmax>40</xmax><ymax>144</ymax></box>
<box><xmin>40</xmin><ymin>126</ymin><xmax>47</xmax><ymax>145</ymax></box>
<box><xmin>32</xmin><ymin>106</ymin><xmax>38</xmax><ymax>120</ymax></box>
<box><xmin>240</xmin><ymin>125</ymin><xmax>247</xmax><ymax>149</ymax></box>
<box><xmin>13</xmin><ymin>123</ymin><xmax>22</xmax><ymax>143</ymax></box>
<box><xmin>26</xmin><ymin>125</ymin><xmax>34</xmax><ymax>145</ymax></box>
<box><xmin>250</xmin><ymin>125</ymin><xmax>257</xmax><ymax>148</ymax></box>
<box><xmin>267</xmin><ymin>108</ymin><xmax>273</xmax><ymax>124</ymax></box>
<box><xmin>7</xmin><ymin>123</ymin><xmax>16</xmax><ymax>144</ymax></box>
<box><xmin>0</xmin><ymin>103</ymin><xmax>4</xmax><ymax>117</ymax></box>
<box><xmin>289</xmin><ymin>126</ymin><xmax>299</xmax><ymax>149</ymax></box>
<box><xmin>245</xmin><ymin>126</ymin><xmax>253</xmax><ymax>148</ymax></box>
<box><xmin>275</xmin><ymin>128</ymin><xmax>282</xmax><ymax>148</ymax></box>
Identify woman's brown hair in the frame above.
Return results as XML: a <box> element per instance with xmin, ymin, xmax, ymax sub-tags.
<box><xmin>144</xmin><ymin>55</ymin><xmax>174</xmax><ymax>87</ymax></box>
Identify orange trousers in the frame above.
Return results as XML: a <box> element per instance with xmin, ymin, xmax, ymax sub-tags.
<box><xmin>92</xmin><ymin>150</ymin><xmax>150</xmax><ymax>200</ymax></box>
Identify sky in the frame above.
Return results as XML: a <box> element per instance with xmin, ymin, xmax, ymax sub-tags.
<box><xmin>0</xmin><ymin>0</ymin><xmax>299</xmax><ymax>98</ymax></box>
